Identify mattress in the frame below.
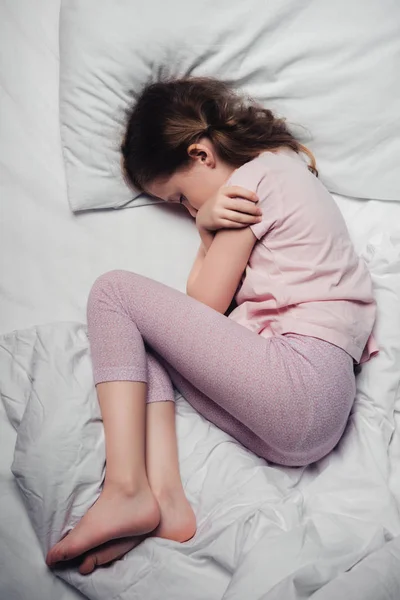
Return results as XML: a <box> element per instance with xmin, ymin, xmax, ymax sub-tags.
<box><xmin>1</xmin><ymin>1</ymin><xmax>400</xmax><ymax>599</ymax></box>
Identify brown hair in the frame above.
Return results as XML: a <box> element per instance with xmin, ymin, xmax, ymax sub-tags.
<box><xmin>121</xmin><ymin>77</ymin><xmax>317</xmax><ymax>191</ymax></box>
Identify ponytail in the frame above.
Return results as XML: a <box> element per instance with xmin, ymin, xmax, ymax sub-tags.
<box><xmin>122</xmin><ymin>77</ymin><xmax>317</xmax><ymax>191</ymax></box>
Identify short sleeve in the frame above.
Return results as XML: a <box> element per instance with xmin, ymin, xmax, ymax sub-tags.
<box><xmin>226</xmin><ymin>155</ymin><xmax>280</xmax><ymax>241</ymax></box>
<box><xmin>250</xmin><ymin>211</ymin><xmax>272</xmax><ymax>240</ymax></box>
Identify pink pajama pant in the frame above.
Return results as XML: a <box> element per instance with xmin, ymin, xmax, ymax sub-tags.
<box><xmin>86</xmin><ymin>270</ymin><xmax>356</xmax><ymax>467</ymax></box>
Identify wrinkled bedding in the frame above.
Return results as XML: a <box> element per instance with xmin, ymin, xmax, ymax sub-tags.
<box><xmin>1</xmin><ymin>230</ymin><xmax>400</xmax><ymax>600</ymax></box>
<box><xmin>2</xmin><ymin>0</ymin><xmax>400</xmax><ymax>598</ymax></box>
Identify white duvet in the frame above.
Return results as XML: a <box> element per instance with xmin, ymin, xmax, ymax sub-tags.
<box><xmin>1</xmin><ymin>228</ymin><xmax>400</xmax><ymax>600</ymax></box>
<box><xmin>2</xmin><ymin>0</ymin><xmax>400</xmax><ymax>598</ymax></box>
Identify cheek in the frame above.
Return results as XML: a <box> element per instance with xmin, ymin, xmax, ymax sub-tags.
<box><xmin>182</xmin><ymin>170</ymin><xmax>219</xmax><ymax>210</ymax></box>
<box><xmin>183</xmin><ymin>188</ymin><xmax>202</xmax><ymax>211</ymax></box>
<box><xmin>188</xmin><ymin>195</ymin><xmax>202</xmax><ymax>210</ymax></box>
<box><xmin>184</xmin><ymin>202</ymin><xmax>198</xmax><ymax>218</ymax></box>
<box><xmin>188</xmin><ymin>184</ymin><xmax>211</xmax><ymax>210</ymax></box>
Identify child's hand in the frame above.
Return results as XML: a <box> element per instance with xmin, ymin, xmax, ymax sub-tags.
<box><xmin>196</xmin><ymin>186</ymin><xmax>261</xmax><ymax>232</ymax></box>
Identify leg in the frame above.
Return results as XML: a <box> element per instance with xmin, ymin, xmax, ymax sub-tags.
<box><xmin>143</xmin><ymin>352</ymin><xmax>195</xmax><ymax>543</ymax></box>
<box><xmin>157</xmin><ymin>358</ymin><xmax>276</xmax><ymax>459</ymax></box>
<box><xmin>146</xmin><ymin>400</ymin><xmax>196</xmax><ymax>542</ymax></box>
<box><xmin>46</xmin><ymin>382</ymin><xmax>160</xmax><ymax>567</ymax></box>
<box><xmin>84</xmin><ymin>271</ymin><xmax>289</xmax><ymax>456</ymax></box>
<box><xmin>51</xmin><ymin>350</ymin><xmax>196</xmax><ymax>574</ymax></box>
<box><xmin>49</xmin><ymin>270</ymin><xmax>354</xmax><ymax>569</ymax></box>
<box><xmin>86</xmin><ymin>270</ymin><xmax>354</xmax><ymax>465</ymax></box>
<box><xmin>78</xmin><ymin>399</ymin><xmax>196</xmax><ymax>575</ymax></box>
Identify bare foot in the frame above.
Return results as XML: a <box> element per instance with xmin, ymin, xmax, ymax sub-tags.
<box><xmin>154</xmin><ymin>487</ymin><xmax>196</xmax><ymax>543</ymax></box>
<box><xmin>78</xmin><ymin>537</ymin><xmax>142</xmax><ymax>575</ymax></box>
<box><xmin>77</xmin><ymin>487</ymin><xmax>196</xmax><ymax>575</ymax></box>
<box><xmin>46</xmin><ymin>482</ymin><xmax>160</xmax><ymax>567</ymax></box>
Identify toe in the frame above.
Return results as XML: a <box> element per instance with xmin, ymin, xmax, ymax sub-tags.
<box><xmin>79</xmin><ymin>554</ymin><xmax>97</xmax><ymax>575</ymax></box>
<box><xmin>46</xmin><ymin>536</ymin><xmax>81</xmax><ymax>566</ymax></box>
<box><xmin>78</xmin><ymin>538</ymin><xmax>139</xmax><ymax>575</ymax></box>
<box><xmin>46</xmin><ymin>540</ymin><xmax>68</xmax><ymax>566</ymax></box>
<box><xmin>47</xmin><ymin>531</ymin><xmax>96</xmax><ymax>567</ymax></box>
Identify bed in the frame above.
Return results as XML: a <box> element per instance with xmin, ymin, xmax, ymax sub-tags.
<box><xmin>1</xmin><ymin>1</ymin><xmax>400</xmax><ymax>599</ymax></box>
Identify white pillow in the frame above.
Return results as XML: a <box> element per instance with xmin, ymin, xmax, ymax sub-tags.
<box><xmin>59</xmin><ymin>0</ymin><xmax>400</xmax><ymax>212</ymax></box>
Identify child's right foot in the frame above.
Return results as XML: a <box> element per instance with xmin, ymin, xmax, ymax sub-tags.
<box><xmin>46</xmin><ymin>482</ymin><xmax>160</xmax><ymax>567</ymax></box>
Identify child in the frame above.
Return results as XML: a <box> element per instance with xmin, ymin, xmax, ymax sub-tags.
<box><xmin>47</xmin><ymin>77</ymin><xmax>376</xmax><ymax>574</ymax></box>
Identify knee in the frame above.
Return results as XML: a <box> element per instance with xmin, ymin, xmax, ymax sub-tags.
<box><xmin>269</xmin><ymin>438</ymin><xmax>325</xmax><ymax>468</ymax></box>
<box><xmin>269</xmin><ymin>418</ymin><xmax>345</xmax><ymax>468</ymax></box>
<box><xmin>87</xmin><ymin>270</ymin><xmax>131</xmax><ymax>312</ymax></box>
<box><xmin>268</xmin><ymin>435</ymin><xmax>314</xmax><ymax>468</ymax></box>
<box><xmin>91</xmin><ymin>270</ymin><xmax>129</xmax><ymax>292</ymax></box>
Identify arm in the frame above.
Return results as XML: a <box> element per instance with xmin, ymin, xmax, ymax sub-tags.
<box><xmin>186</xmin><ymin>228</ymin><xmax>214</xmax><ymax>292</ymax></box>
<box><xmin>186</xmin><ymin>226</ymin><xmax>257</xmax><ymax>314</ymax></box>
<box><xmin>186</xmin><ymin>243</ymin><xmax>207</xmax><ymax>293</ymax></box>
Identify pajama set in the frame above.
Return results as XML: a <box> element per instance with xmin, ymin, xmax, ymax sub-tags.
<box><xmin>87</xmin><ymin>150</ymin><xmax>377</xmax><ymax>467</ymax></box>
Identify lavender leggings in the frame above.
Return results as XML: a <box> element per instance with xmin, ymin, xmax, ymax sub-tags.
<box><xmin>87</xmin><ymin>270</ymin><xmax>356</xmax><ymax>467</ymax></box>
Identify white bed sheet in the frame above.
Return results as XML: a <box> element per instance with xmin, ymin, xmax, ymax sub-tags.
<box><xmin>1</xmin><ymin>2</ymin><xmax>197</xmax><ymax>599</ymax></box>
<box><xmin>0</xmin><ymin>0</ymin><xmax>198</xmax><ymax>338</ymax></box>
<box><xmin>1</xmin><ymin>1</ymin><xmax>400</xmax><ymax>599</ymax></box>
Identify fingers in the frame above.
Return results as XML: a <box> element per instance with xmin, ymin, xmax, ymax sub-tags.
<box><xmin>218</xmin><ymin>219</ymin><xmax>253</xmax><ymax>229</ymax></box>
<box><xmin>222</xmin><ymin>209</ymin><xmax>262</xmax><ymax>225</ymax></box>
<box><xmin>223</xmin><ymin>186</ymin><xmax>259</xmax><ymax>203</ymax></box>
<box><xmin>227</xmin><ymin>199</ymin><xmax>262</xmax><ymax>215</ymax></box>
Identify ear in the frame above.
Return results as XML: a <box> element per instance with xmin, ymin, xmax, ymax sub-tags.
<box><xmin>187</xmin><ymin>140</ymin><xmax>216</xmax><ymax>168</ymax></box>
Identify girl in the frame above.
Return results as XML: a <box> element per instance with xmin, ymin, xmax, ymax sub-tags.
<box><xmin>47</xmin><ymin>77</ymin><xmax>376</xmax><ymax>574</ymax></box>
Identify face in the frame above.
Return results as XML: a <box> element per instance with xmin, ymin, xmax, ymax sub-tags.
<box><xmin>146</xmin><ymin>138</ymin><xmax>234</xmax><ymax>218</ymax></box>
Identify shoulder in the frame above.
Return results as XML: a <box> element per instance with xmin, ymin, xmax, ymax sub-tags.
<box><xmin>227</xmin><ymin>150</ymin><xmax>308</xmax><ymax>191</ymax></box>
<box><xmin>227</xmin><ymin>154</ymin><xmax>271</xmax><ymax>193</ymax></box>
<box><xmin>226</xmin><ymin>154</ymin><xmax>283</xmax><ymax>241</ymax></box>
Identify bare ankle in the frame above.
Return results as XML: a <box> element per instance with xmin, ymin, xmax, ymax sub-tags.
<box><xmin>150</xmin><ymin>481</ymin><xmax>185</xmax><ymax>504</ymax></box>
<box><xmin>104</xmin><ymin>475</ymin><xmax>151</xmax><ymax>497</ymax></box>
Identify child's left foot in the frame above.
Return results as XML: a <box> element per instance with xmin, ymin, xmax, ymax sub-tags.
<box><xmin>77</xmin><ymin>486</ymin><xmax>196</xmax><ymax>575</ymax></box>
<box><xmin>46</xmin><ymin>481</ymin><xmax>160</xmax><ymax>568</ymax></box>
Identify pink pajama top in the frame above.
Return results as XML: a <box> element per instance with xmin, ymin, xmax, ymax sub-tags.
<box><xmin>227</xmin><ymin>149</ymin><xmax>377</xmax><ymax>363</ymax></box>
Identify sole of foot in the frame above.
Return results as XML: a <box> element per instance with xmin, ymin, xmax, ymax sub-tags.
<box><xmin>46</xmin><ymin>483</ymin><xmax>160</xmax><ymax>567</ymax></box>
